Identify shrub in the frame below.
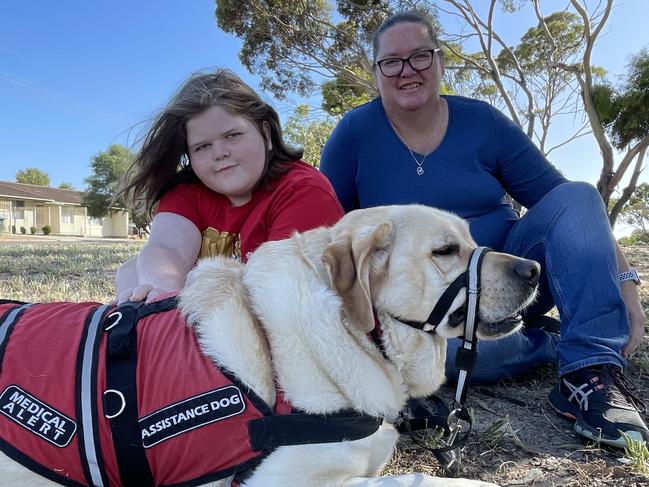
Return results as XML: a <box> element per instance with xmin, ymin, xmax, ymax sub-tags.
<box><xmin>42</xmin><ymin>225</ymin><xmax>51</xmax><ymax>235</ymax></box>
<box><xmin>619</xmin><ymin>231</ymin><xmax>649</xmax><ymax>245</ymax></box>
<box><xmin>29</xmin><ymin>226</ymin><xmax>37</xmax><ymax>234</ymax></box>
<box><xmin>20</xmin><ymin>226</ymin><xmax>27</xmax><ymax>234</ymax></box>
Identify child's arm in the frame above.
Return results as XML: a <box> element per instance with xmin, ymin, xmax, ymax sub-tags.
<box><xmin>116</xmin><ymin>212</ymin><xmax>202</xmax><ymax>304</ymax></box>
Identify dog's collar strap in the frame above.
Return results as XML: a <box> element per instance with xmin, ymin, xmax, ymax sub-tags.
<box><xmin>398</xmin><ymin>247</ymin><xmax>490</xmax><ymax>473</ymax></box>
<box><xmin>398</xmin><ymin>273</ymin><xmax>467</xmax><ymax>334</ymax></box>
<box><xmin>428</xmin><ymin>247</ymin><xmax>489</xmax><ymax>474</ymax></box>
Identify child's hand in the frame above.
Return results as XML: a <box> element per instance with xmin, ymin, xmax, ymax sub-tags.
<box><xmin>116</xmin><ymin>284</ymin><xmax>172</xmax><ymax>305</ymax></box>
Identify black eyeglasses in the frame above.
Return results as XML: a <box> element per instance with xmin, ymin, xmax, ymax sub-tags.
<box><xmin>375</xmin><ymin>48</ymin><xmax>441</xmax><ymax>77</ymax></box>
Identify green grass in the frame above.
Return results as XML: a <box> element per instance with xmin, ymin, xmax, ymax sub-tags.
<box><xmin>622</xmin><ymin>431</ymin><xmax>649</xmax><ymax>475</ymax></box>
<box><xmin>0</xmin><ymin>241</ymin><xmax>144</xmax><ymax>303</ymax></box>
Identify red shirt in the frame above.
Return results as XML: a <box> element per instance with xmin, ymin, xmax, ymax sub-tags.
<box><xmin>156</xmin><ymin>161</ymin><xmax>343</xmax><ymax>261</ymax></box>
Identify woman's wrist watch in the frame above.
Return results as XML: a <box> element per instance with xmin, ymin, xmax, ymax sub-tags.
<box><xmin>619</xmin><ymin>267</ymin><xmax>641</xmax><ymax>285</ymax></box>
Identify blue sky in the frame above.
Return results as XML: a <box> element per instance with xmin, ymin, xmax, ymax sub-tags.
<box><xmin>1</xmin><ymin>1</ymin><xmax>648</xmax><ymax>195</ymax></box>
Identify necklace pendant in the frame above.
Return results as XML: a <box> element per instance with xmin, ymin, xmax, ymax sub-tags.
<box><xmin>416</xmin><ymin>166</ymin><xmax>424</xmax><ymax>176</ymax></box>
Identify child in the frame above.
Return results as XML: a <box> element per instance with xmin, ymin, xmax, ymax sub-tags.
<box><xmin>115</xmin><ymin>69</ymin><xmax>343</xmax><ymax>304</ymax></box>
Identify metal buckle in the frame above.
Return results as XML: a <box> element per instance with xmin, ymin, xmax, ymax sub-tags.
<box><xmin>104</xmin><ymin>311</ymin><xmax>122</xmax><ymax>331</ymax></box>
<box><xmin>103</xmin><ymin>389</ymin><xmax>126</xmax><ymax>419</ymax></box>
<box><xmin>445</xmin><ymin>408</ymin><xmax>463</xmax><ymax>446</ymax></box>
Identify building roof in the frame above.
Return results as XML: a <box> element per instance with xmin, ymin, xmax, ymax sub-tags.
<box><xmin>0</xmin><ymin>180</ymin><xmax>82</xmax><ymax>205</ymax></box>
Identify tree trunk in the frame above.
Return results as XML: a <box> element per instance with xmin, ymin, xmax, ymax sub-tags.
<box><xmin>608</xmin><ymin>147</ymin><xmax>646</xmax><ymax>227</ymax></box>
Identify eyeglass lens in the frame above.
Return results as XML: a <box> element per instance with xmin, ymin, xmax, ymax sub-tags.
<box><xmin>379</xmin><ymin>50</ymin><xmax>435</xmax><ymax>77</ymax></box>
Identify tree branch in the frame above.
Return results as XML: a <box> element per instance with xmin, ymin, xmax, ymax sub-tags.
<box><xmin>609</xmin><ymin>146</ymin><xmax>647</xmax><ymax>227</ymax></box>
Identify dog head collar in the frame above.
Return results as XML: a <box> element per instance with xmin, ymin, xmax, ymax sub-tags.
<box><xmin>393</xmin><ymin>246</ymin><xmax>491</xmax><ymax>407</ymax></box>
<box><xmin>396</xmin><ymin>246</ymin><xmax>491</xmax><ymax>338</ymax></box>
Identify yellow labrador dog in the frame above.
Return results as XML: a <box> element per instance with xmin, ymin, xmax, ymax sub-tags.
<box><xmin>0</xmin><ymin>205</ymin><xmax>537</xmax><ymax>486</ymax></box>
<box><xmin>178</xmin><ymin>204</ymin><xmax>540</xmax><ymax>487</ymax></box>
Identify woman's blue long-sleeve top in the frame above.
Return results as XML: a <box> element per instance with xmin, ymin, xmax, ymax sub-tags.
<box><xmin>320</xmin><ymin>96</ymin><xmax>568</xmax><ymax>251</ymax></box>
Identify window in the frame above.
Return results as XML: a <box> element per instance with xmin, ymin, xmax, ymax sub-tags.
<box><xmin>62</xmin><ymin>207</ymin><xmax>74</xmax><ymax>224</ymax></box>
<box><xmin>14</xmin><ymin>201</ymin><xmax>25</xmax><ymax>220</ymax></box>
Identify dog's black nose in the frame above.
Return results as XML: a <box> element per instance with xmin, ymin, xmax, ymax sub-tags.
<box><xmin>514</xmin><ymin>259</ymin><xmax>541</xmax><ymax>285</ymax></box>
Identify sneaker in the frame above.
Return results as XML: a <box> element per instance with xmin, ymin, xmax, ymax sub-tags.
<box><xmin>548</xmin><ymin>364</ymin><xmax>649</xmax><ymax>448</ymax></box>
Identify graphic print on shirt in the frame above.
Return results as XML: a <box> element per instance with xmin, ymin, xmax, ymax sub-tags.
<box><xmin>199</xmin><ymin>227</ymin><xmax>242</xmax><ymax>260</ymax></box>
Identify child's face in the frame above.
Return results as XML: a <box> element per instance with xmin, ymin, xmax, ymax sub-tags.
<box><xmin>186</xmin><ymin>106</ymin><xmax>271</xmax><ymax>206</ymax></box>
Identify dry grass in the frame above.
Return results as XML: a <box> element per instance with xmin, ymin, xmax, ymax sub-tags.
<box><xmin>0</xmin><ymin>239</ymin><xmax>143</xmax><ymax>302</ymax></box>
<box><xmin>1</xmin><ymin>238</ymin><xmax>648</xmax><ymax>486</ymax></box>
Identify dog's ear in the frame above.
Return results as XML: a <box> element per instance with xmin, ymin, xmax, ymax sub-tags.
<box><xmin>322</xmin><ymin>222</ymin><xmax>393</xmax><ymax>333</ymax></box>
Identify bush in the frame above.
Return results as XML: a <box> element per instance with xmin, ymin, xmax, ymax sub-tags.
<box><xmin>618</xmin><ymin>231</ymin><xmax>649</xmax><ymax>245</ymax></box>
<box><xmin>29</xmin><ymin>226</ymin><xmax>37</xmax><ymax>235</ymax></box>
<box><xmin>42</xmin><ymin>225</ymin><xmax>51</xmax><ymax>235</ymax></box>
<box><xmin>20</xmin><ymin>226</ymin><xmax>26</xmax><ymax>234</ymax></box>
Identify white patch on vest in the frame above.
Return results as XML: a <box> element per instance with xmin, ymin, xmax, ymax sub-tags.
<box><xmin>139</xmin><ymin>385</ymin><xmax>246</xmax><ymax>448</ymax></box>
<box><xmin>0</xmin><ymin>385</ymin><xmax>77</xmax><ymax>448</ymax></box>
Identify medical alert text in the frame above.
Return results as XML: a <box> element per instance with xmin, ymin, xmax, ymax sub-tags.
<box><xmin>0</xmin><ymin>385</ymin><xmax>76</xmax><ymax>447</ymax></box>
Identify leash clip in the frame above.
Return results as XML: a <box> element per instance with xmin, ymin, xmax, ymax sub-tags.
<box><xmin>442</xmin><ymin>408</ymin><xmax>464</xmax><ymax>472</ymax></box>
<box><xmin>445</xmin><ymin>408</ymin><xmax>463</xmax><ymax>447</ymax></box>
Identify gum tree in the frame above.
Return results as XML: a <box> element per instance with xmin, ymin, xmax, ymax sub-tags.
<box><xmin>215</xmin><ymin>0</ymin><xmax>648</xmax><ymax>224</ymax></box>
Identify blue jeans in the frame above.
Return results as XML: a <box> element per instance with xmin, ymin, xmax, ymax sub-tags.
<box><xmin>445</xmin><ymin>182</ymin><xmax>629</xmax><ymax>384</ymax></box>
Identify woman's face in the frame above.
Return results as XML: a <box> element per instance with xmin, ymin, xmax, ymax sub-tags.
<box><xmin>374</xmin><ymin>22</ymin><xmax>444</xmax><ymax>114</ymax></box>
<box><xmin>186</xmin><ymin>106</ymin><xmax>271</xmax><ymax>206</ymax></box>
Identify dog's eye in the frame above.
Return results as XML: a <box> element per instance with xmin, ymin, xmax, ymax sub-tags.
<box><xmin>432</xmin><ymin>244</ymin><xmax>459</xmax><ymax>256</ymax></box>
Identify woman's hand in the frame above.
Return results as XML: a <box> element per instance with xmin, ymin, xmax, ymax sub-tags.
<box><xmin>621</xmin><ymin>281</ymin><xmax>646</xmax><ymax>357</ymax></box>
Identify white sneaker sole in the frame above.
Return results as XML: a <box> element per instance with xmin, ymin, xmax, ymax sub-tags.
<box><xmin>574</xmin><ymin>422</ymin><xmax>645</xmax><ymax>448</ymax></box>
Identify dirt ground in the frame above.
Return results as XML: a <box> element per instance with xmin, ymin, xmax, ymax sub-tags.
<box><xmin>391</xmin><ymin>245</ymin><xmax>649</xmax><ymax>486</ymax></box>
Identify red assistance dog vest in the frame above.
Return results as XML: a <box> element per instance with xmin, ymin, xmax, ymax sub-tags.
<box><xmin>0</xmin><ymin>298</ymin><xmax>381</xmax><ymax>487</ymax></box>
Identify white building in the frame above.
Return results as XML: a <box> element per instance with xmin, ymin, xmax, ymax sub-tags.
<box><xmin>0</xmin><ymin>181</ymin><xmax>129</xmax><ymax>238</ymax></box>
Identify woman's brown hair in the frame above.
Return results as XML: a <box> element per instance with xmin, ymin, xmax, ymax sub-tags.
<box><xmin>372</xmin><ymin>11</ymin><xmax>440</xmax><ymax>63</ymax></box>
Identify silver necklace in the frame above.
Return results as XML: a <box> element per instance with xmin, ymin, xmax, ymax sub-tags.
<box><xmin>406</xmin><ymin>146</ymin><xmax>427</xmax><ymax>176</ymax></box>
<box><xmin>389</xmin><ymin>118</ymin><xmax>437</xmax><ymax>177</ymax></box>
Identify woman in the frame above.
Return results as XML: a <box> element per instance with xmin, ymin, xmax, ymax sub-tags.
<box><xmin>114</xmin><ymin>69</ymin><xmax>343</xmax><ymax>304</ymax></box>
<box><xmin>320</xmin><ymin>11</ymin><xmax>646</xmax><ymax>448</ymax></box>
